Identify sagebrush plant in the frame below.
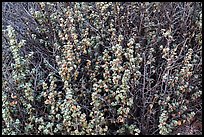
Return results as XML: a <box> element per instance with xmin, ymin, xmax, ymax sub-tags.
<box><xmin>2</xmin><ymin>2</ymin><xmax>202</xmax><ymax>135</ymax></box>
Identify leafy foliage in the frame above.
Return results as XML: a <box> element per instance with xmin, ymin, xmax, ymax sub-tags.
<box><xmin>2</xmin><ymin>2</ymin><xmax>202</xmax><ymax>135</ymax></box>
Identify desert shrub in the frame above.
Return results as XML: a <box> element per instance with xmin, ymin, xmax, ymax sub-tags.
<box><xmin>2</xmin><ymin>2</ymin><xmax>202</xmax><ymax>135</ymax></box>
